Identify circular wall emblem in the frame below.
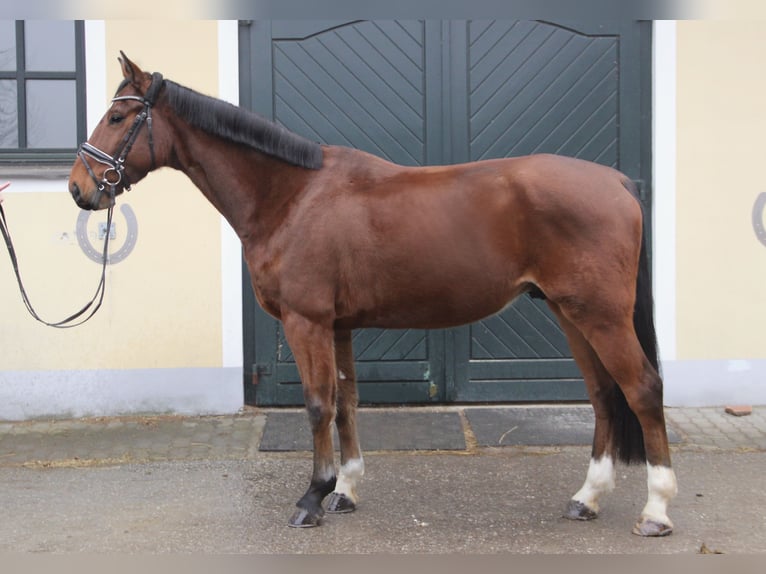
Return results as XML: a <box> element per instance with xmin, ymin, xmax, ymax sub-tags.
<box><xmin>754</xmin><ymin>193</ymin><xmax>766</xmax><ymax>248</ymax></box>
<box><xmin>76</xmin><ymin>203</ymin><xmax>138</xmax><ymax>264</ymax></box>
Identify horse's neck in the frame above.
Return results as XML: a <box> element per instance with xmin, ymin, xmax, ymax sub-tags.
<box><xmin>172</xmin><ymin>129</ymin><xmax>314</xmax><ymax>244</ymax></box>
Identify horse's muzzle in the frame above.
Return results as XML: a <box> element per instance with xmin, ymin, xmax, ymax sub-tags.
<box><xmin>69</xmin><ymin>182</ymin><xmax>95</xmax><ymax>211</ymax></box>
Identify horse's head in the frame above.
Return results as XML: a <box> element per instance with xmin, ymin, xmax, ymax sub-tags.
<box><xmin>69</xmin><ymin>52</ymin><xmax>166</xmax><ymax>210</ymax></box>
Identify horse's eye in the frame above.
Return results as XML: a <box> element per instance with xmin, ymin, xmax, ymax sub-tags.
<box><xmin>109</xmin><ymin>113</ymin><xmax>124</xmax><ymax>125</ymax></box>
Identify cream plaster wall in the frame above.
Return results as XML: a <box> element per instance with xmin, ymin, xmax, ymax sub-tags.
<box><xmin>0</xmin><ymin>21</ymin><xmax>224</xmax><ymax>371</ymax></box>
<box><xmin>675</xmin><ymin>20</ymin><xmax>766</xmax><ymax>360</ymax></box>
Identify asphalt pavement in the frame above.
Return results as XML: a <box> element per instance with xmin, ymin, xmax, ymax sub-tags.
<box><xmin>0</xmin><ymin>405</ymin><xmax>764</xmax><ymax>554</ymax></box>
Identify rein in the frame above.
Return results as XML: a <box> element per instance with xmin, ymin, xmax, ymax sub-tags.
<box><xmin>1</xmin><ymin>201</ymin><xmax>113</xmax><ymax>328</ymax></box>
<box><xmin>77</xmin><ymin>72</ymin><xmax>164</xmax><ymax>209</ymax></box>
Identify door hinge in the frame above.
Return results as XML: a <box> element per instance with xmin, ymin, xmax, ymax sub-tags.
<box><xmin>252</xmin><ymin>363</ymin><xmax>272</xmax><ymax>385</ymax></box>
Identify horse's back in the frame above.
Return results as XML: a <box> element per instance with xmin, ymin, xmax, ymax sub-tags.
<box><xmin>323</xmin><ymin>147</ymin><xmax>637</xmax><ymax>213</ymax></box>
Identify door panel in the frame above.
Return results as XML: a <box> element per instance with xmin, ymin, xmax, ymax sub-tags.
<box><xmin>453</xmin><ymin>20</ymin><xmax>624</xmax><ymax>401</ymax></box>
<box><xmin>272</xmin><ymin>20</ymin><xmax>426</xmax><ymax>165</ymax></box>
<box><xmin>246</xmin><ymin>21</ymin><xmax>442</xmax><ymax>405</ymax></box>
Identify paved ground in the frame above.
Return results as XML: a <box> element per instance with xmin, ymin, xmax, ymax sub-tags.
<box><xmin>0</xmin><ymin>405</ymin><xmax>764</xmax><ymax>554</ymax></box>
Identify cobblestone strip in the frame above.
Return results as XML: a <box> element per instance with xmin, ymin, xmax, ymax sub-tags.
<box><xmin>665</xmin><ymin>407</ymin><xmax>766</xmax><ymax>451</ymax></box>
<box><xmin>0</xmin><ymin>413</ymin><xmax>266</xmax><ymax>468</ymax></box>
<box><xmin>1</xmin><ymin>407</ymin><xmax>764</xmax><ymax>467</ymax></box>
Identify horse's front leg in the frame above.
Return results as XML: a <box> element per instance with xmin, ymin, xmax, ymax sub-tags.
<box><xmin>326</xmin><ymin>329</ymin><xmax>364</xmax><ymax>514</ymax></box>
<box><xmin>282</xmin><ymin>312</ymin><xmax>338</xmax><ymax>528</ymax></box>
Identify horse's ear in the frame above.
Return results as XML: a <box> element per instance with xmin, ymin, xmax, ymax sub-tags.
<box><xmin>118</xmin><ymin>51</ymin><xmax>145</xmax><ymax>87</ymax></box>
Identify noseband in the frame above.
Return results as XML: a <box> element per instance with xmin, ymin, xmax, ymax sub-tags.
<box><xmin>77</xmin><ymin>72</ymin><xmax>164</xmax><ymax>208</ymax></box>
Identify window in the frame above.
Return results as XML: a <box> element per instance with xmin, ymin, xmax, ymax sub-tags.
<box><xmin>0</xmin><ymin>20</ymin><xmax>86</xmax><ymax>165</ymax></box>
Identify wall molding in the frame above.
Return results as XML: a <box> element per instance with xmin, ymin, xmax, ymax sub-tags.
<box><xmin>0</xmin><ymin>368</ymin><xmax>243</xmax><ymax>421</ymax></box>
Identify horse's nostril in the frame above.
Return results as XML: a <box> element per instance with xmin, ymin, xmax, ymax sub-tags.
<box><xmin>69</xmin><ymin>183</ymin><xmax>93</xmax><ymax>210</ymax></box>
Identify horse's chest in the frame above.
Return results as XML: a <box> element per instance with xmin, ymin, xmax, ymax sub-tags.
<box><xmin>251</xmin><ymin>287</ymin><xmax>278</xmax><ymax>319</ymax></box>
<box><xmin>244</xmin><ymin>250</ymin><xmax>284</xmax><ymax>319</ymax></box>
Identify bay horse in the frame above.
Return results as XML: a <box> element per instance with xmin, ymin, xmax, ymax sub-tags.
<box><xmin>68</xmin><ymin>53</ymin><xmax>677</xmax><ymax>536</ymax></box>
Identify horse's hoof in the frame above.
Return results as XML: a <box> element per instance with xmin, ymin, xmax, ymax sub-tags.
<box><xmin>288</xmin><ymin>507</ymin><xmax>323</xmax><ymax>528</ymax></box>
<box><xmin>632</xmin><ymin>517</ymin><xmax>673</xmax><ymax>537</ymax></box>
<box><xmin>326</xmin><ymin>492</ymin><xmax>356</xmax><ymax>514</ymax></box>
<box><xmin>564</xmin><ymin>499</ymin><xmax>598</xmax><ymax>521</ymax></box>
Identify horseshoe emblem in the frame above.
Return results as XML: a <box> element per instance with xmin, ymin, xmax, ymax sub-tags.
<box><xmin>754</xmin><ymin>193</ymin><xmax>766</xmax><ymax>248</ymax></box>
<box><xmin>76</xmin><ymin>203</ymin><xmax>138</xmax><ymax>264</ymax></box>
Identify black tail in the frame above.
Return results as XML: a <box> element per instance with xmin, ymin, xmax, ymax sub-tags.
<box><xmin>611</xmin><ymin>179</ymin><xmax>660</xmax><ymax>465</ymax></box>
<box><xmin>633</xmin><ymin>216</ymin><xmax>660</xmax><ymax>373</ymax></box>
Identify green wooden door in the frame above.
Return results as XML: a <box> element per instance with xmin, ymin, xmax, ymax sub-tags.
<box><xmin>239</xmin><ymin>19</ymin><xmax>651</xmax><ymax>406</ymax></box>
<box><xmin>449</xmin><ymin>20</ymin><xmax>649</xmax><ymax>401</ymax></box>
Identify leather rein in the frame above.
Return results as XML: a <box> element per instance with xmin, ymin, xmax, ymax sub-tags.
<box><xmin>1</xmin><ymin>202</ymin><xmax>112</xmax><ymax>328</ymax></box>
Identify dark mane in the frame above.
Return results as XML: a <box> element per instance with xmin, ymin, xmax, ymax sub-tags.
<box><xmin>160</xmin><ymin>80</ymin><xmax>323</xmax><ymax>170</ymax></box>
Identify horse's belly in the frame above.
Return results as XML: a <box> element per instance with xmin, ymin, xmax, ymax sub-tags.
<box><xmin>338</xmin><ymin>266</ymin><xmax>527</xmax><ymax>331</ymax></box>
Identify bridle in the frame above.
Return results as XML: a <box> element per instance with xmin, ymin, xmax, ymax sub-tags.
<box><xmin>77</xmin><ymin>72</ymin><xmax>164</xmax><ymax>209</ymax></box>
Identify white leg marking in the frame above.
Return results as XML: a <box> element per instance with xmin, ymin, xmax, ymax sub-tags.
<box><xmin>334</xmin><ymin>457</ymin><xmax>365</xmax><ymax>503</ymax></box>
<box><xmin>641</xmin><ymin>464</ymin><xmax>678</xmax><ymax>526</ymax></box>
<box><xmin>338</xmin><ymin>370</ymin><xmax>347</xmax><ymax>380</ymax></box>
<box><xmin>572</xmin><ymin>456</ymin><xmax>616</xmax><ymax>513</ymax></box>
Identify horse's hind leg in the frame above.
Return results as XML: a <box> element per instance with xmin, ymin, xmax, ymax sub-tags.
<box><xmin>558</xmin><ymin>300</ymin><xmax>677</xmax><ymax>536</ymax></box>
<box><xmin>281</xmin><ymin>312</ymin><xmax>338</xmax><ymax>528</ymax></box>
<box><xmin>548</xmin><ymin>304</ymin><xmax>618</xmax><ymax>521</ymax></box>
<box><xmin>592</xmin><ymin>324</ymin><xmax>676</xmax><ymax>536</ymax></box>
<box><xmin>326</xmin><ymin>329</ymin><xmax>364</xmax><ymax>514</ymax></box>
